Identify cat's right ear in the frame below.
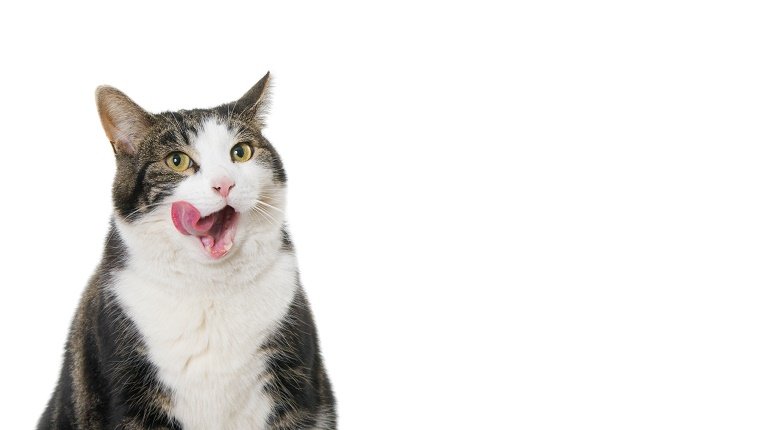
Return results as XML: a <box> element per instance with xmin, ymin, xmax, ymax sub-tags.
<box><xmin>233</xmin><ymin>72</ymin><xmax>272</xmax><ymax>128</ymax></box>
<box><xmin>96</xmin><ymin>86</ymin><xmax>154</xmax><ymax>155</ymax></box>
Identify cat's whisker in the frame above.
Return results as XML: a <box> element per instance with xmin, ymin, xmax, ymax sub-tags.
<box><xmin>122</xmin><ymin>201</ymin><xmax>170</xmax><ymax>222</ymax></box>
<box><xmin>256</xmin><ymin>206</ymin><xmax>277</xmax><ymax>224</ymax></box>
<box><xmin>255</xmin><ymin>199</ymin><xmax>283</xmax><ymax>213</ymax></box>
<box><xmin>252</xmin><ymin>204</ymin><xmax>277</xmax><ymax>226</ymax></box>
<box><xmin>251</xmin><ymin>208</ymin><xmax>272</xmax><ymax>226</ymax></box>
<box><xmin>256</xmin><ymin>199</ymin><xmax>280</xmax><ymax>218</ymax></box>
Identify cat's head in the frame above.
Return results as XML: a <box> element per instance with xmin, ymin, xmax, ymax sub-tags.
<box><xmin>97</xmin><ymin>73</ymin><xmax>286</xmax><ymax>263</ymax></box>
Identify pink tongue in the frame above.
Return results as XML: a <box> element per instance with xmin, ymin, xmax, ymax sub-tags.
<box><xmin>171</xmin><ymin>201</ymin><xmax>216</xmax><ymax>236</ymax></box>
<box><xmin>170</xmin><ymin>201</ymin><xmax>235</xmax><ymax>259</ymax></box>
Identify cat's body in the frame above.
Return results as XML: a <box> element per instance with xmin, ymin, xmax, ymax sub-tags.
<box><xmin>38</xmin><ymin>74</ymin><xmax>336</xmax><ymax>429</ymax></box>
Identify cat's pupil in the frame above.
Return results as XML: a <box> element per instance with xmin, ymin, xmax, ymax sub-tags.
<box><xmin>172</xmin><ymin>155</ymin><xmax>181</xmax><ymax>166</ymax></box>
<box><xmin>234</xmin><ymin>147</ymin><xmax>244</xmax><ymax>158</ymax></box>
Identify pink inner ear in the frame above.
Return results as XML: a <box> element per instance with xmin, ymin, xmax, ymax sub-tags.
<box><xmin>111</xmin><ymin>138</ymin><xmax>136</xmax><ymax>155</ymax></box>
<box><xmin>112</xmin><ymin>130</ymin><xmax>137</xmax><ymax>154</ymax></box>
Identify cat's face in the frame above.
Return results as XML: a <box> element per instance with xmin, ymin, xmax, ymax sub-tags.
<box><xmin>97</xmin><ymin>73</ymin><xmax>286</xmax><ymax>263</ymax></box>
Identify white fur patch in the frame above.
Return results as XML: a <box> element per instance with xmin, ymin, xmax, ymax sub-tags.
<box><xmin>112</xmin><ymin>118</ymin><xmax>295</xmax><ymax>429</ymax></box>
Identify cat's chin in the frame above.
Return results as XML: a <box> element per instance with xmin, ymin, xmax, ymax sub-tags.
<box><xmin>171</xmin><ymin>202</ymin><xmax>240</xmax><ymax>260</ymax></box>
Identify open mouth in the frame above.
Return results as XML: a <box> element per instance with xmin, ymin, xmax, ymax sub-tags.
<box><xmin>170</xmin><ymin>201</ymin><xmax>240</xmax><ymax>259</ymax></box>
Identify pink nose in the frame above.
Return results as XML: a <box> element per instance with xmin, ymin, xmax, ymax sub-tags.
<box><xmin>212</xmin><ymin>179</ymin><xmax>235</xmax><ymax>198</ymax></box>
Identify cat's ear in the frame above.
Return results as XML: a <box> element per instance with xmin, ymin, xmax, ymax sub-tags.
<box><xmin>233</xmin><ymin>72</ymin><xmax>272</xmax><ymax>128</ymax></box>
<box><xmin>96</xmin><ymin>86</ymin><xmax>155</xmax><ymax>155</ymax></box>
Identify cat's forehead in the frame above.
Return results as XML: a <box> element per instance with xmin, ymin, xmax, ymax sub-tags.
<box><xmin>147</xmin><ymin>109</ymin><xmax>251</xmax><ymax>153</ymax></box>
<box><xmin>190</xmin><ymin>118</ymin><xmax>240</xmax><ymax>162</ymax></box>
<box><xmin>194</xmin><ymin>117</ymin><xmax>237</xmax><ymax>145</ymax></box>
<box><xmin>158</xmin><ymin>108</ymin><xmax>234</xmax><ymax>135</ymax></box>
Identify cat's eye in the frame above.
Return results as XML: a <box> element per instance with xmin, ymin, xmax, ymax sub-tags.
<box><xmin>165</xmin><ymin>152</ymin><xmax>193</xmax><ymax>172</ymax></box>
<box><xmin>231</xmin><ymin>143</ymin><xmax>254</xmax><ymax>163</ymax></box>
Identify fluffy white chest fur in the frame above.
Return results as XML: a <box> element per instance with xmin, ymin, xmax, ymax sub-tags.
<box><xmin>112</xmin><ymin>225</ymin><xmax>298</xmax><ymax>430</ymax></box>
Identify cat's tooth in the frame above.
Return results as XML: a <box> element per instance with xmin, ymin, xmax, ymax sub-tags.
<box><xmin>200</xmin><ymin>236</ymin><xmax>214</xmax><ymax>249</ymax></box>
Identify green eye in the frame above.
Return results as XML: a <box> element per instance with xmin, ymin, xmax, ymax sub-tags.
<box><xmin>165</xmin><ymin>152</ymin><xmax>193</xmax><ymax>172</ymax></box>
<box><xmin>231</xmin><ymin>143</ymin><xmax>254</xmax><ymax>163</ymax></box>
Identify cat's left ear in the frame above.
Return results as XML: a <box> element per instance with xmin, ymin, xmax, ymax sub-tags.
<box><xmin>233</xmin><ymin>72</ymin><xmax>272</xmax><ymax>128</ymax></box>
<box><xmin>96</xmin><ymin>86</ymin><xmax>155</xmax><ymax>155</ymax></box>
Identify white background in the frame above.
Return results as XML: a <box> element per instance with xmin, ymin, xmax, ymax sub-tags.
<box><xmin>1</xmin><ymin>1</ymin><xmax>759</xmax><ymax>428</ymax></box>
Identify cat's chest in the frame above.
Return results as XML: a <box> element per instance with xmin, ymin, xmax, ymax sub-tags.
<box><xmin>111</xmin><ymin>256</ymin><xmax>297</xmax><ymax>429</ymax></box>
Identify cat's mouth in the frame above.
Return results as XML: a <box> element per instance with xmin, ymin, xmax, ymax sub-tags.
<box><xmin>170</xmin><ymin>201</ymin><xmax>240</xmax><ymax>259</ymax></box>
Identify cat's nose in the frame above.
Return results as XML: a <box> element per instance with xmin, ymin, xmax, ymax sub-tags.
<box><xmin>212</xmin><ymin>179</ymin><xmax>235</xmax><ymax>198</ymax></box>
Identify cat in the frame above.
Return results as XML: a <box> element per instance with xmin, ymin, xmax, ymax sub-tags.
<box><xmin>37</xmin><ymin>73</ymin><xmax>336</xmax><ymax>430</ymax></box>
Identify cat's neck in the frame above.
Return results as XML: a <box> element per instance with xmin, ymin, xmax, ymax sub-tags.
<box><xmin>110</xmin><ymin>215</ymin><xmax>288</xmax><ymax>297</ymax></box>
